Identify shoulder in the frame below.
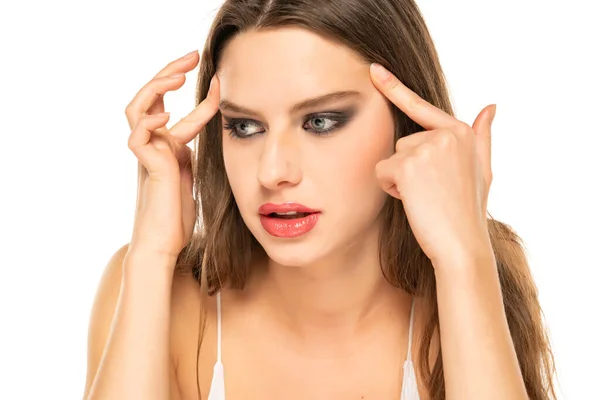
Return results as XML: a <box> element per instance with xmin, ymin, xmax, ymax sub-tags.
<box><xmin>170</xmin><ymin>258</ymin><xmax>220</xmax><ymax>399</ymax></box>
<box><xmin>84</xmin><ymin>244</ymin><xmax>136</xmax><ymax>396</ymax></box>
<box><xmin>85</xmin><ymin>243</ymin><xmax>217</xmax><ymax>399</ymax></box>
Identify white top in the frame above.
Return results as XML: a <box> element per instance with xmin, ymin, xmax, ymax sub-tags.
<box><xmin>207</xmin><ymin>292</ymin><xmax>420</xmax><ymax>400</ymax></box>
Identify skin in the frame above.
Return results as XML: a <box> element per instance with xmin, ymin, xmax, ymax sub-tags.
<box><xmin>211</xmin><ymin>27</ymin><xmax>523</xmax><ymax>398</ymax></box>
<box><xmin>209</xmin><ymin>27</ymin><xmax>416</xmax><ymax>398</ymax></box>
<box><xmin>220</xmin><ymin>27</ymin><xmax>399</xmax><ymax>334</ymax></box>
<box><xmin>85</xmin><ymin>27</ymin><xmax>527</xmax><ymax>400</ymax></box>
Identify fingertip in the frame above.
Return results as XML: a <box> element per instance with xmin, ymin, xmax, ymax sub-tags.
<box><xmin>207</xmin><ymin>75</ymin><xmax>221</xmax><ymax>108</ymax></box>
<box><xmin>209</xmin><ymin>74</ymin><xmax>220</xmax><ymax>94</ymax></box>
<box><xmin>154</xmin><ymin>112</ymin><xmax>171</xmax><ymax>119</ymax></box>
<box><xmin>473</xmin><ymin>106</ymin><xmax>491</xmax><ymax>132</ymax></box>
<box><xmin>183</xmin><ymin>50</ymin><xmax>199</xmax><ymax>60</ymax></box>
<box><xmin>208</xmin><ymin>75</ymin><xmax>216</xmax><ymax>94</ymax></box>
<box><xmin>489</xmin><ymin>104</ymin><xmax>497</xmax><ymax>123</ymax></box>
<box><xmin>370</xmin><ymin>63</ymin><xmax>391</xmax><ymax>82</ymax></box>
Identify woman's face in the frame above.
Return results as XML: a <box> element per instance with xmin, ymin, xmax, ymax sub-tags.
<box><xmin>218</xmin><ymin>27</ymin><xmax>395</xmax><ymax>267</ymax></box>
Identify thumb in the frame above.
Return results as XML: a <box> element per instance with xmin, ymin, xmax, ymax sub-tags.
<box><xmin>472</xmin><ymin>104</ymin><xmax>496</xmax><ymax>184</ymax></box>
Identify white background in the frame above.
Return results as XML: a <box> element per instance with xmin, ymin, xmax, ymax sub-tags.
<box><xmin>1</xmin><ymin>0</ymin><xmax>598</xmax><ymax>398</ymax></box>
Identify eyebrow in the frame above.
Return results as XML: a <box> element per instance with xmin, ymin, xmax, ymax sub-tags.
<box><xmin>219</xmin><ymin>90</ymin><xmax>361</xmax><ymax>118</ymax></box>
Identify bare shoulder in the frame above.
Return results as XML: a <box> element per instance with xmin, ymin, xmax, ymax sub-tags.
<box><xmin>170</xmin><ymin>264</ymin><xmax>219</xmax><ymax>400</ymax></box>
<box><xmin>84</xmin><ymin>244</ymin><xmax>130</xmax><ymax>397</ymax></box>
<box><xmin>84</xmin><ymin>244</ymin><xmax>216</xmax><ymax>399</ymax></box>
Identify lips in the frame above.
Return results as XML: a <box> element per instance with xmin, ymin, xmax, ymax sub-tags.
<box><xmin>258</xmin><ymin>202</ymin><xmax>319</xmax><ymax>215</ymax></box>
<box><xmin>258</xmin><ymin>202</ymin><xmax>321</xmax><ymax>238</ymax></box>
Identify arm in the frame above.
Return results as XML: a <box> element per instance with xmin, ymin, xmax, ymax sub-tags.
<box><xmin>434</xmin><ymin>247</ymin><xmax>528</xmax><ymax>400</ymax></box>
<box><xmin>84</xmin><ymin>244</ymin><xmax>181</xmax><ymax>400</ymax></box>
<box><xmin>369</xmin><ymin>64</ymin><xmax>530</xmax><ymax>398</ymax></box>
<box><xmin>85</xmin><ymin>49</ymin><xmax>218</xmax><ymax>399</ymax></box>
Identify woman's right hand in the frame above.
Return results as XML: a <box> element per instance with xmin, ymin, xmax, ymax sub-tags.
<box><xmin>124</xmin><ymin>50</ymin><xmax>219</xmax><ymax>263</ymax></box>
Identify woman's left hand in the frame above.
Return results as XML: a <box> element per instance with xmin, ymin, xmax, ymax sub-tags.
<box><xmin>370</xmin><ymin>63</ymin><xmax>496</xmax><ymax>269</ymax></box>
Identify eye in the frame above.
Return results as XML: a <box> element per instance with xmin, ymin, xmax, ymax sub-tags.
<box><xmin>305</xmin><ymin>116</ymin><xmax>336</xmax><ymax>132</ymax></box>
<box><xmin>223</xmin><ymin>119</ymin><xmax>265</xmax><ymax>139</ymax></box>
<box><xmin>223</xmin><ymin>111</ymin><xmax>352</xmax><ymax>139</ymax></box>
<box><xmin>303</xmin><ymin>114</ymin><xmax>348</xmax><ymax>135</ymax></box>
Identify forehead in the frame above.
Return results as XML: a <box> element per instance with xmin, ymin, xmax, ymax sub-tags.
<box><xmin>217</xmin><ymin>27</ymin><xmax>372</xmax><ymax>112</ymax></box>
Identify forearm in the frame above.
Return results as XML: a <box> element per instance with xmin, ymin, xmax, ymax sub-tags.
<box><xmin>434</xmin><ymin>249</ymin><xmax>528</xmax><ymax>400</ymax></box>
<box><xmin>87</xmin><ymin>252</ymin><xmax>175</xmax><ymax>400</ymax></box>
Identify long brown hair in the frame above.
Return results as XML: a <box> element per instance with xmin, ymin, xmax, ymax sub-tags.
<box><xmin>176</xmin><ymin>0</ymin><xmax>557</xmax><ymax>398</ymax></box>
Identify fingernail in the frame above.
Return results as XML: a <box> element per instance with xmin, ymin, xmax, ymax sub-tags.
<box><xmin>184</xmin><ymin>50</ymin><xmax>198</xmax><ymax>59</ymax></box>
<box><xmin>208</xmin><ymin>75</ymin><xmax>215</xmax><ymax>93</ymax></box>
<box><xmin>169</xmin><ymin>73</ymin><xmax>185</xmax><ymax>78</ymax></box>
<box><xmin>489</xmin><ymin>104</ymin><xmax>497</xmax><ymax>122</ymax></box>
<box><xmin>371</xmin><ymin>63</ymin><xmax>391</xmax><ymax>81</ymax></box>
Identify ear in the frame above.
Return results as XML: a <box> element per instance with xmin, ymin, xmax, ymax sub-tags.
<box><xmin>472</xmin><ymin>104</ymin><xmax>496</xmax><ymax>186</ymax></box>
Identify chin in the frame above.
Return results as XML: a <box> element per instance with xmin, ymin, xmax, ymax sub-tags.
<box><xmin>259</xmin><ymin>236</ymin><xmax>328</xmax><ymax>267</ymax></box>
<box><xmin>248</xmin><ymin>223</ymin><xmax>330</xmax><ymax>267</ymax></box>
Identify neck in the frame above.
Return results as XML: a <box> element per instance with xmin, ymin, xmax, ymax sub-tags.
<box><xmin>252</xmin><ymin>229</ymin><xmax>410</xmax><ymax>341</ymax></box>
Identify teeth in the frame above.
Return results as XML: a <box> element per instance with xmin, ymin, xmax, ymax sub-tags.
<box><xmin>276</xmin><ymin>211</ymin><xmax>299</xmax><ymax>216</ymax></box>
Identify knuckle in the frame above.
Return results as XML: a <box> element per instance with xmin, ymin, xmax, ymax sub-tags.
<box><xmin>124</xmin><ymin>103</ymin><xmax>134</xmax><ymax>118</ymax></box>
<box><xmin>406</xmin><ymin>95</ymin><xmax>422</xmax><ymax>115</ymax></box>
<box><xmin>127</xmin><ymin>135</ymin><xmax>137</xmax><ymax>151</ymax></box>
<box><xmin>399</xmin><ymin>157</ymin><xmax>416</xmax><ymax>178</ymax></box>
<box><xmin>395</xmin><ymin>138</ymin><xmax>403</xmax><ymax>152</ymax></box>
<box><xmin>436</xmin><ymin>129</ymin><xmax>454</xmax><ymax>148</ymax></box>
<box><xmin>138</xmin><ymin>113</ymin><xmax>152</xmax><ymax>127</ymax></box>
<box><xmin>392</xmin><ymin>171</ymin><xmax>404</xmax><ymax>187</ymax></box>
<box><xmin>455</xmin><ymin>122</ymin><xmax>472</xmax><ymax>137</ymax></box>
<box><xmin>141</xmin><ymin>79</ymin><xmax>165</xmax><ymax>100</ymax></box>
<box><xmin>386</xmin><ymin>76</ymin><xmax>400</xmax><ymax>90</ymax></box>
<box><xmin>416</xmin><ymin>142</ymin><xmax>436</xmax><ymax>159</ymax></box>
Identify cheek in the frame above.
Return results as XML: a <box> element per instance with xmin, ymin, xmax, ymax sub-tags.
<box><xmin>223</xmin><ymin>139</ymin><xmax>252</xmax><ymax>200</ymax></box>
<box><xmin>329</xmin><ymin>108</ymin><xmax>395</xmax><ymax>193</ymax></box>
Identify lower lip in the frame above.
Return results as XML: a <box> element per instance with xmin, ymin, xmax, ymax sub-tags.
<box><xmin>259</xmin><ymin>213</ymin><xmax>321</xmax><ymax>238</ymax></box>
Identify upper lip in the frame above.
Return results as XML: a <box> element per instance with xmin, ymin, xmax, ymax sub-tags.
<box><xmin>259</xmin><ymin>202</ymin><xmax>320</xmax><ymax>215</ymax></box>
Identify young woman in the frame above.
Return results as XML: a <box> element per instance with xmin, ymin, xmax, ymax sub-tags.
<box><xmin>84</xmin><ymin>0</ymin><xmax>556</xmax><ymax>399</ymax></box>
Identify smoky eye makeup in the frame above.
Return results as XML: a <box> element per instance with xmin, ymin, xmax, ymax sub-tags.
<box><xmin>222</xmin><ymin>105</ymin><xmax>359</xmax><ymax>140</ymax></box>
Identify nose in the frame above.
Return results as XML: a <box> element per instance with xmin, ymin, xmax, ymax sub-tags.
<box><xmin>257</xmin><ymin>130</ymin><xmax>302</xmax><ymax>190</ymax></box>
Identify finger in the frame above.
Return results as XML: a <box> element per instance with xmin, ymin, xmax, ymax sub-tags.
<box><xmin>169</xmin><ymin>75</ymin><xmax>220</xmax><ymax>144</ymax></box>
<box><xmin>394</xmin><ymin>129</ymin><xmax>435</xmax><ymax>154</ymax></box>
<box><xmin>177</xmin><ymin>144</ymin><xmax>194</xmax><ymax>195</ymax></box>
<box><xmin>124</xmin><ymin>50</ymin><xmax>199</xmax><ymax>128</ymax></box>
<box><xmin>472</xmin><ymin>104</ymin><xmax>496</xmax><ymax>185</ymax></box>
<box><xmin>125</xmin><ymin>74</ymin><xmax>187</xmax><ymax>129</ymax></box>
<box><xmin>179</xmin><ymin>145</ymin><xmax>196</xmax><ymax>240</ymax></box>
<box><xmin>152</xmin><ymin>50</ymin><xmax>198</xmax><ymax>80</ymax></box>
<box><xmin>128</xmin><ymin>112</ymin><xmax>171</xmax><ymax>172</ymax></box>
<box><xmin>370</xmin><ymin>63</ymin><xmax>458</xmax><ymax>130</ymax></box>
<box><xmin>146</xmin><ymin>50</ymin><xmax>199</xmax><ymax>116</ymax></box>
<box><xmin>375</xmin><ymin>156</ymin><xmax>403</xmax><ymax>200</ymax></box>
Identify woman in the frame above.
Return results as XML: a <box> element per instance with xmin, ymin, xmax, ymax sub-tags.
<box><xmin>84</xmin><ymin>0</ymin><xmax>556</xmax><ymax>399</ymax></box>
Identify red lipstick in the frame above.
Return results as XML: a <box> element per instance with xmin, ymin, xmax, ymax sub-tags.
<box><xmin>258</xmin><ymin>202</ymin><xmax>321</xmax><ymax>238</ymax></box>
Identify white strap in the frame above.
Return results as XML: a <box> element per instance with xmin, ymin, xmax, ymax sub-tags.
<box><xmin>401</xmin><ymin>359</ymin><xmax>420</xmax><ymax>399</ymax></box>
<box><xmin>216</xmin><ymin>291</ymin><xmax>222</xmax><ymax>362</ymax></box>
<box><xmin>406</xmin><ymin>297</ymin><xmax>415</xmax><ymax>360</ymax></box>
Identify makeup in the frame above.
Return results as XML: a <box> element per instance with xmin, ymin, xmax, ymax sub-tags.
<box><xmin>258</xmin><ymin>202</ymin><xmax>321</xmax><ymax>238</ymax></box>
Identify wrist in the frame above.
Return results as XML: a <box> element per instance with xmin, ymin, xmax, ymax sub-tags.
<box><xmin>432</xmin><ymin>235</ymin><xmax>496</xmax><ymax>275</ymax></box>
<box><xmin>122</xmin><ymin>249</ymin><xmax>177</xmax><ymax>284</ymax></box>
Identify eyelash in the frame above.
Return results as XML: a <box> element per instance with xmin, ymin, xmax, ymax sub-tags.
<box><xmin>222</xmin><ymin>113</ymin><xmax>350</xmax><ymax>140</ymax></box>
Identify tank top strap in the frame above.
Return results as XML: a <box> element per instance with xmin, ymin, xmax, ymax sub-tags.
<box><xmin>216</xmin><ymin>291</ymin><xmax>222</xmax><ymax>363</ymax></box>
<box><xmin>207</xmin><ymin>292</ymin><xmax>225</xmax><ymax>399</ymax></box>
<box><xmin>406</xmin><ymin>296</ymin><xmax>416</xmax><ymax>361</ymax></box>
